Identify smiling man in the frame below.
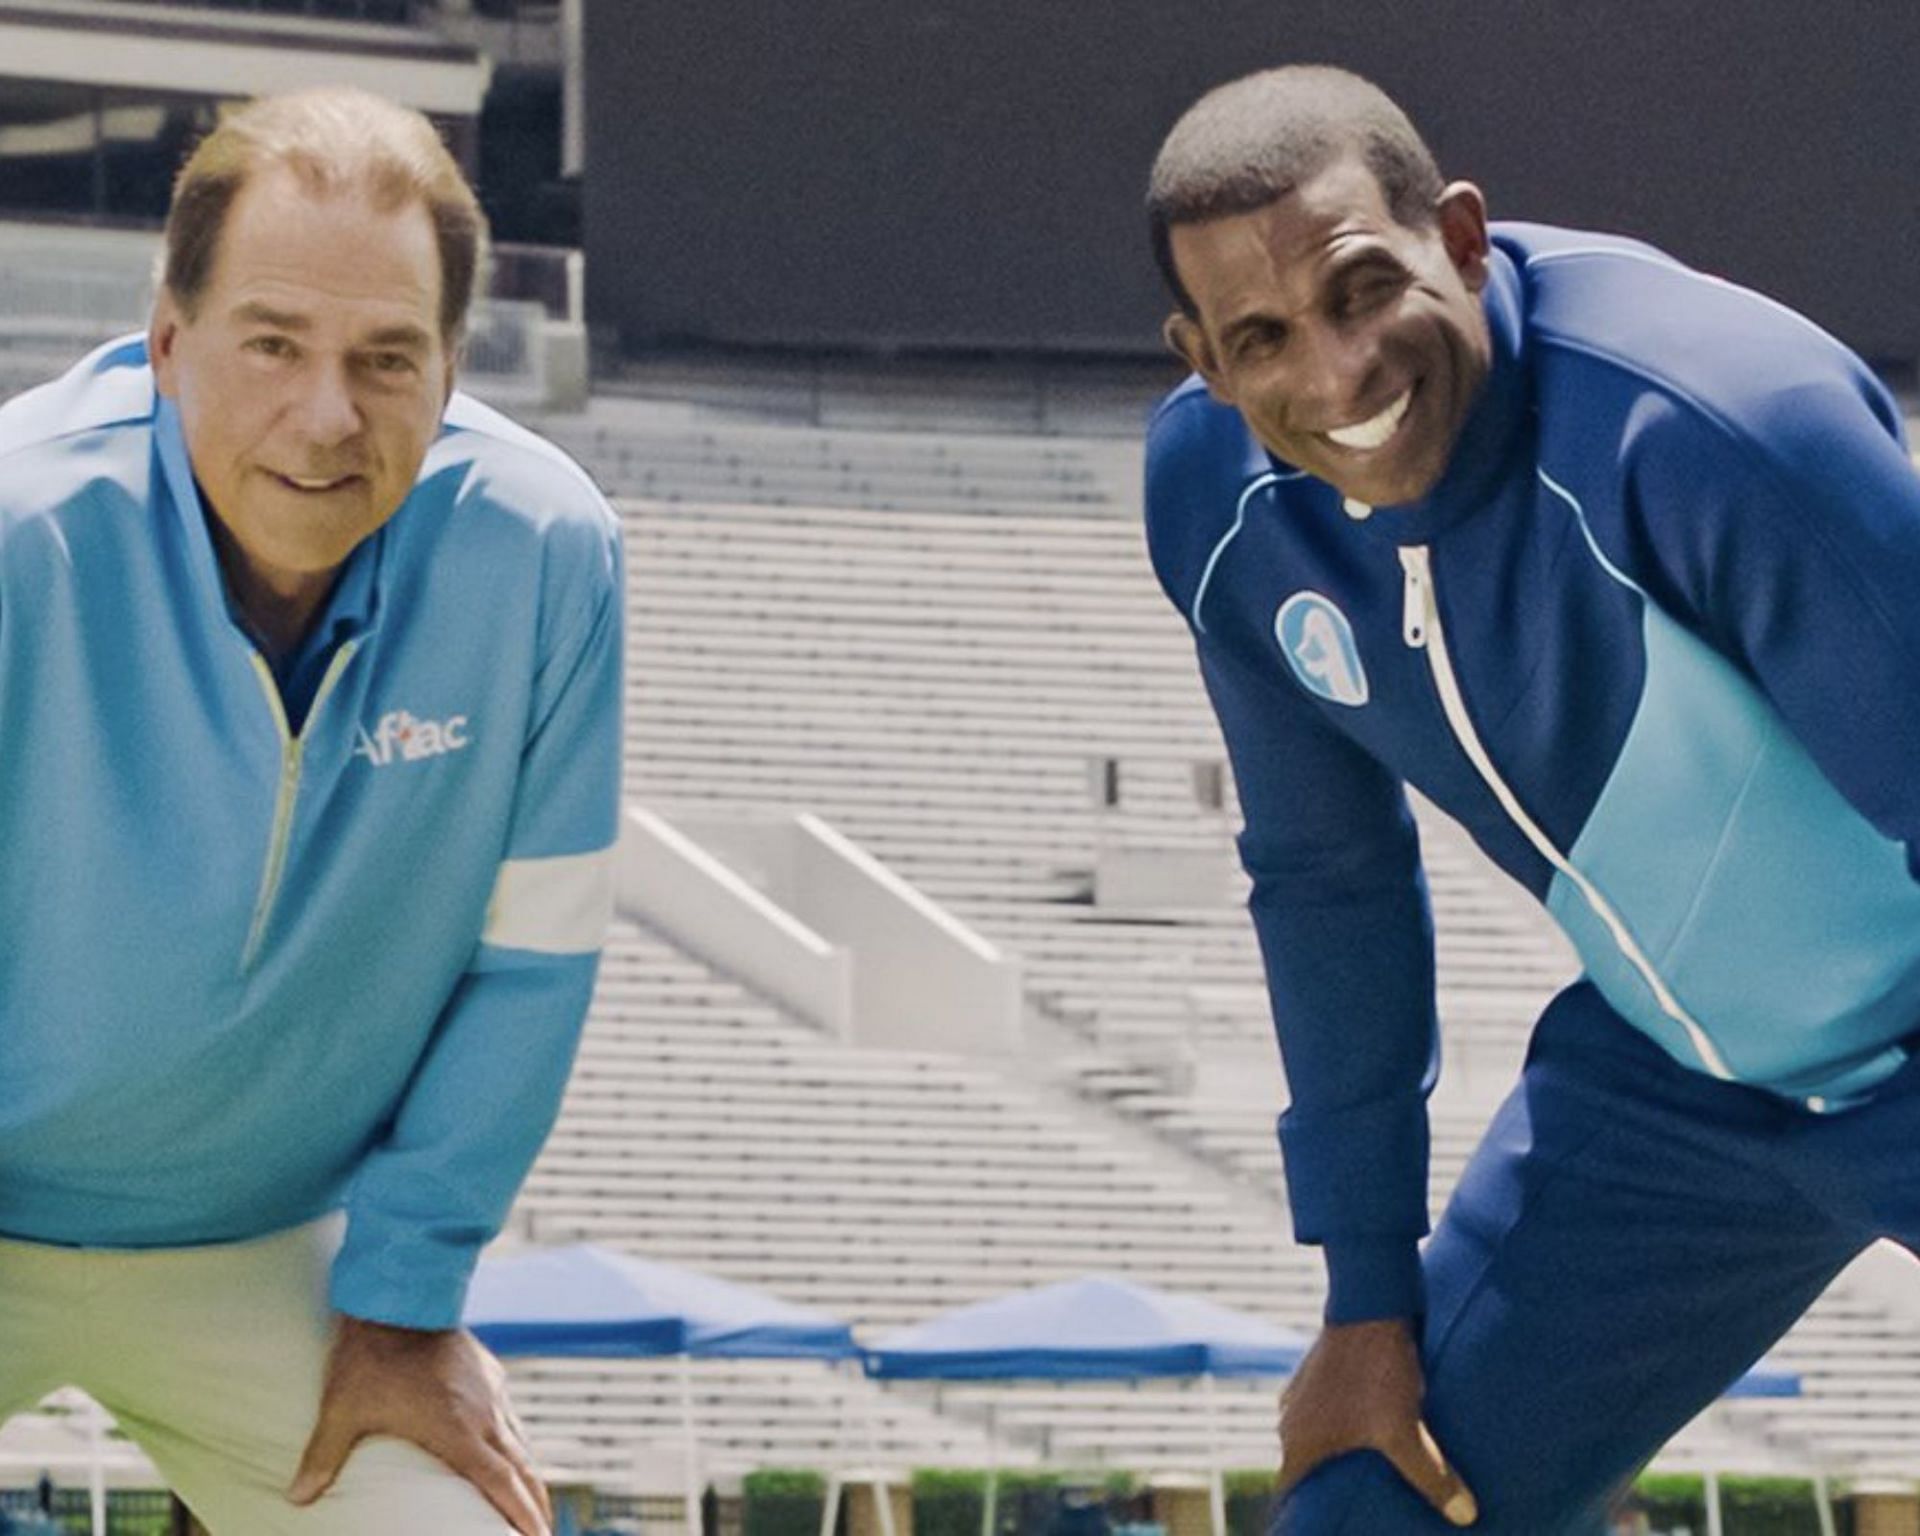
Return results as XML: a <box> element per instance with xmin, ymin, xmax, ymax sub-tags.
<box><xmin>1144</xmin><ymin>66</ymin><xmax>1920</xmax><ymax>1533</ymax></box>
<box><xmin>0</xmin><ymin>90</ymin><xmax>621</xmax><ymax>1535</ymax></box>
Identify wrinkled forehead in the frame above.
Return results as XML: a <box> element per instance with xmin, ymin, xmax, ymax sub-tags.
<box><xmin>1172</xmin><ymin>160</ymin><xmax>1409</xmax><ymax>326</ymax></box>
<box><xmin>207</xmin><ymin>164</ymin><xmax>442</xmax><ymax>329</ymax></box>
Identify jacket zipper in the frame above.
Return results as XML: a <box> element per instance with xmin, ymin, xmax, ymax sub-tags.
<box><xmin>1397</xmin><ymin>544</ymin><xmax>1733</xmax><ymax>1080</ymax></box>
<box><xmin>240</xmin><ymin>640</ymin><xmax>360</xmax><ymax>973</ymax></box>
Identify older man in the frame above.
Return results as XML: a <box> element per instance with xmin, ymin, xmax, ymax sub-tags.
<box><xmin>0</xmin><ymin>89</ymin><xmax>620</xmax><ymax>1535</ymax></box>
<box><xmin>1145</xmin><ymin>65</ymin><xmax>1920</xmax><ymax>1533</ymax></box>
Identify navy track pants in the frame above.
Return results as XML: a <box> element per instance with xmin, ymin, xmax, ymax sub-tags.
<box><xmin>1276</xmin><ymin>980</ymin><xmax>1920</xmax><ymax>1535</ymax></box>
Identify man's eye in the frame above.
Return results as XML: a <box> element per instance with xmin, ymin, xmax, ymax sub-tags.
<box><xmin>1235</xmin><ymin>325</ymin><xmax>1284</xmax><ymax>360</ymax></box>
<box><xmin>368</xmin><ymin>352</ymin><xmax>417</xmax><ymax>375</ymax></box>
<box><xmin>1337</xmin><ymin>274</ymin><xmax>1402</xmax><ymax>318</ymax></box>
<box><xmin>247</xmin><ymin>335</ymin><xmax>295</xmax><ymax>359</ymax></box>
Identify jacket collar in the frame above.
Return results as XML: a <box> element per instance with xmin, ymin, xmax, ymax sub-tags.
<box><xmin>154</xmin><ymin>394</ymin><xmax>384</xmax><ymax>647</ymax></box>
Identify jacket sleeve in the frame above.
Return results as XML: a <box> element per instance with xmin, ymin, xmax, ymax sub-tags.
<box><xmin>1623</xmin><ymin>371</ymin><xmax>1920</xmax><ymax>872</ymax></box>
<box><xmin>1144</xmin><ymin>394</ymin><xmax>1439</xmax><ymax>1324</ymax></box>
<box><xmin>1196</xmin><ymin>637</ymin><xmax>1439</xmax><ymax>1322</ymax></box>
<box><xmin>331</xmin><ymin>514</ymin><xmax>624</xmax><ymax>1330</ymax></box>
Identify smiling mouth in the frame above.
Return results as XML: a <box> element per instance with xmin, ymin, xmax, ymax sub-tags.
<box><xmin>1320</xmin><ymin>387</ymin><xmax>1415</xmax><ymax>452</ymax></box>
<box><xmin>273</xmin><ymin>472</ymin><xmax>360</xmax><ymax>494</ymax></box>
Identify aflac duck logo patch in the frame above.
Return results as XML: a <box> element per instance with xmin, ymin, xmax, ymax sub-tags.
<box><xmin>1276</xmin><ymin>592</ymin><xmax>1369</xmax><ymax>707</ymax></box>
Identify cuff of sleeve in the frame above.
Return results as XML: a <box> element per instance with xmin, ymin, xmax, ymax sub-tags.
<box><xmin>329</xmin><ymin>1234</ymin><xmax>479</xmax><ymax>1332</ymax></box>
<box><xmin>1322</xmin><ymin>1237</ymin><xmax>1425</xmax><ymax>1325</ymax></box>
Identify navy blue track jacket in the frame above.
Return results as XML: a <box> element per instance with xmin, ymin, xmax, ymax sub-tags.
<box><xmin>1144</xmin><ymin>223</ymin><xmax>1920</xmax><ymax>1324</ymax></box>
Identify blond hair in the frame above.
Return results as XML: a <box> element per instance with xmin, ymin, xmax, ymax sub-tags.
<box><xmin>161</xmin><ymin>87</ymin><xmax>487</xmax><ymax>341</ymax></box>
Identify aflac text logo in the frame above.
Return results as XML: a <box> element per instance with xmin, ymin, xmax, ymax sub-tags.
<box><xmin>352</xmin><ymin>709</ymin><xmax>471</xmax><ymax>767</ymax></box>
<box><xmin>1276</xmin><ymin>592</ymin><xmax>1369</xmax><ymax>707</ymax></box>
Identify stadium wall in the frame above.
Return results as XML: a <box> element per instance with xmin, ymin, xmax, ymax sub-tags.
<box><xmin>582</xmin><ymin>1</ymin><xmax>1920</xmax><ymax>365</ymax></box>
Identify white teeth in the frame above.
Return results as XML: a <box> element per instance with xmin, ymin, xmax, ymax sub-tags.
<box><xmin>1324</xmin><ymin>390</ymin><xmax>1413</xmax><ymax>451</ymax></box>
<box><xmin>285</xmin><ymin>475</ymin><xmax>345</xmax><ymax>491</ymax></box>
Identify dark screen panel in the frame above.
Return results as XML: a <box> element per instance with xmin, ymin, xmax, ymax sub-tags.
<box><xmin>583</xmin><ymin>2</ymin><xmax>1920</xmax><ymax>362</ymax></box>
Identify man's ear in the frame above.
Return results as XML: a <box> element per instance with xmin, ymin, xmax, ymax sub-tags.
<box><xmin>1436</xmin><ymin>180</ymin><xmax>1491</xmax><ymax>294</ymax></box>
<box><xmin>1163</xmin><ymin>311</ymin><xmax>1232</xmax><ymax>404</ymax></box>
<box><xmin>149</xmin><ymin>290</ymin><xmax>183</xmax><ymax>400</ymax></box>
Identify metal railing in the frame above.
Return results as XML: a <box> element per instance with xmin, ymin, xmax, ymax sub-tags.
<box><xmin>0</xmin><ymin>264</ymin><xmax>154</xmax><ymax>343</ymax></box>
<box><xmin>491</xmin><ymin>243</ymin><xmax>581</xmax><ymax>323</ymax></box>
<box><xmin>0</xmin><ymin>1485</ymin><xmax>174</xmax><ymax>1536</ymax></box>
<box><xmin>0</xmin><ymin>245</ymin><xmax>554</xmax><ymax>410</ymax></box>
<box><xmin>461</xmin><ymin>298</ymin><xmax>549</xmax><ymax>405</ymax></box>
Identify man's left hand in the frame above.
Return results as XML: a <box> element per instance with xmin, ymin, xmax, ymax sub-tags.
<box><xmin>287</xmin><ymin>1315</ymin><xmax>553</xmax><ymax>1536</ymax></box>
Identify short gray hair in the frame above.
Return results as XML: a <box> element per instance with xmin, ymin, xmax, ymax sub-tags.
<box><xmin>161</xmin><ymin>86</ymin><xmax>488</xmax><ymax>343</ymax></box>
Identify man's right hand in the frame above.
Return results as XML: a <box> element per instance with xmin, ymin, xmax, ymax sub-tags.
<box><xmin>1275</xmin><ymin>1317</ymin><xmax>1478</xmax><ymax>1527</ymax></box>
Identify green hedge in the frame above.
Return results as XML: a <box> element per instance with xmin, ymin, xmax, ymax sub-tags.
<box><xmin>996</xmin><ymin>1472</ymin><xmax>1061</xmax><ymax>1499</ymax></box>
<box><xmin>906</xmin><ymin>1468</ymin><xmax>1143</xmax><ymax>1536</ymax></box>
<box><xmin>913</xmin><ymin>1469</ymin><xmax>987</xmax><ymax>1536</ymax></box>
<box><xmin>913</xmin><ymin>1471</ymin><xmax>990</xmax><ymax>1498</ymax></box>
<box><xmin>999</xmin><ymin>1470</ymin><xmax>1061</xmax><ymax>1536</ymax></box>
<box><xmin>1222</xmin><ymin>1469</ymin><xmax>1277</xmax><ymax>1536</ymax></box>
<box><xmin>744</xmin><ymin>1469</ymin><xmax>828</xmax><ymax>1536</ymax></box>
<box><xmin>1634</xmin><ymin>1474</ymin><xmax>1828</xmax><ymax>1536</ymax></box>
<box><xmin>740</xmin><ymin>1466</ymin><xmax>1835</xmax><ymax>1536</ymax></box>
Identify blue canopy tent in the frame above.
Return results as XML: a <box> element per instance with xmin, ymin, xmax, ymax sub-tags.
<box><xmin>866</xmin><ymin>1275</ymin><xmax>1809</xmax><ymax>1536</ymax></box>
<box><xmin>865</xmin><ymin>1275</ymin><xmax>1311</xmax><ymax>1536</ymax></box>
<box><xmin>466</xmin><ymin>1245</ymin><xmax>859</xmax><ymax>1536</ymax></box>
<box><xmin>1722</xmin><ymin>1359</ymin><xmax>1799</xmax><ymax>1400</ymax></box>
<box><xmin>864</xmin><ymin>1273</ymin><xmax>1307</xmax><ymax>1379</ymax></box>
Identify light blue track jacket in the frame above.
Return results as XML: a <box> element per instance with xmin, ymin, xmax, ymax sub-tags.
<box><xmin>0</xmin><ymin>337</ymin><xmax>623</xmax><ymax>1329</ymax></box>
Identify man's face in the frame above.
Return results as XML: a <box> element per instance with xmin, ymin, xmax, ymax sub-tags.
<box><xmin>150</xmin><ymin>163</ymin><xmax>454</xmax><ymax>587</ymax></box>
<box><xmin>1165</xmin><ymin>155</ymin><xmax>1493</xmax><ymax>507</ymax></box>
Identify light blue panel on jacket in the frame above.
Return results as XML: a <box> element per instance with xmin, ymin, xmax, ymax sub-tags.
<box><xmin>1550</xmin><ymin>600</ymin><xmax>1920</xmax><ymax>1100</ymax></box>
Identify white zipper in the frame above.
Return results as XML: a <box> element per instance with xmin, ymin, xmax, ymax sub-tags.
<box><xmin>240</xmin><ymin>640</ymin><xmax>360</xmax><ymax>973</ymax></box>
<box><xmin>1397</xmin><ymin>544</ymin><xmax>1733</xmax><ymax>1080</ymax></box>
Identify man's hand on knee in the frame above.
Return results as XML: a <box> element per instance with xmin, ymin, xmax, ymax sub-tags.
<box><xmin>287</xmin><ymin>1315</ymin><xmax>553</xmax><ymax>1536</ymax></box>
<box><xmin>1275</xmin><ymin>1317</ymin><xmax>1478</xmax><ymax>1527</ymax></box>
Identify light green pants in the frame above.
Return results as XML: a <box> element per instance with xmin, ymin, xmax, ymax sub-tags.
<box><xmin>0</xmin><ymin>1218</ymin><xmax>513</xmax><ymax>1534</ymax></box>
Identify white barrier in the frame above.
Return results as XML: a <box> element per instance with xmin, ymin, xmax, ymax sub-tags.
<box><xmin>615</xmin><ymin>806</ymin><xmax>853</xmax><ymax>1036</ymax></box>
<box><xmin>617</xmin><ymin>806</ymin><xmax>1022</xmax><ymax>1056</ymax></box>
<box><xmin>792</xmin><ymin>812</ymin><xmax>1023</xmax><ymax>1056</ymax></box>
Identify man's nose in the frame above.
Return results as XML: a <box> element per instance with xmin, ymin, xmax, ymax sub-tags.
<box><xmin>1292</xmin><ymin>321</ymin><xmax>1384</xmax><ymax>422</ymax></box>
<box><xmin>290</xmin><ymin>360</ymin><xmax>363</xmax><ymax>447</ymax></box>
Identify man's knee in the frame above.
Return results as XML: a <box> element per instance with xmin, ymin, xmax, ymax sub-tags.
<box><xmin>1271</xmin><ymin>1452</ymin><xmax>1442</xmax><ymax>1536</ymax></box>
<box><xmin>291</xmin><ymin>1437</ymin><xmax>518</xmax><ymax>1534</ymax></box>
<box><xmin>1271</xmin><ymin>1450</ymin><xmax>1604</xmax><ymax>1536</ymax></box>
<box><xmin>167</xmin><ymin>1437</ymin><xmax>518</xmax><ymax>1536</ymax></box>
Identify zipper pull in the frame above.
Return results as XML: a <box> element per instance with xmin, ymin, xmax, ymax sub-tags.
<box><xmin>1398</xmin><ymin>545</ymin><xmax>1430</xmax><ymax>649</ymax></box>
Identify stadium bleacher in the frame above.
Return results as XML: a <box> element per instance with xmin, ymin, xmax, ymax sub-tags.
<box><xmin>494</xmin><ymin>430</ymin><xmax>1920</xmax><ymax>1489</ymax></box>
<box><xmin>7</xmin><ymin>6</ymin><xmax>1920</xmax><ymax>1518</ymax></box>
<box><xmin>3</xmin><ymin>301</ymin><xmax>1919</xmax><ymax>1506</ymax></box>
